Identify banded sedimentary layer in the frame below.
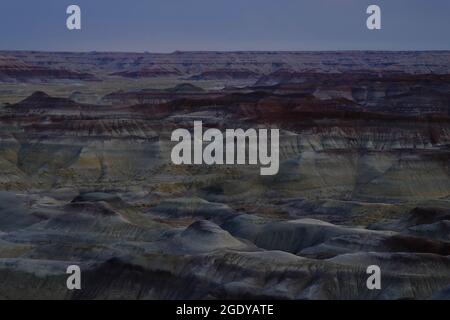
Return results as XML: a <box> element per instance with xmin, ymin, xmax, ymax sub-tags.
<box><xmin>0</xmin><ymin>51</ymin><xmax>449</xmax><ymax>299</ymax></box>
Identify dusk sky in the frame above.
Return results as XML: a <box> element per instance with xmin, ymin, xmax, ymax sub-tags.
<box><xmin>0</xmin><ymin>0</ymin><xmax>449</xmax><ymax>52</ymax></box>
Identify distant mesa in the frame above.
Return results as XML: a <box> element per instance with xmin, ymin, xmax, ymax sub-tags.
<box><xmin>166</xmin><ymin>83</ymin><xmax>205</xmax><ymax>93</ymax></box>
<box><xmin>13</xmin><ymin>91</ymin><xmax>79</xmax><ymax>108</ymax></box>
<box><xmin>0</xmin><ymin>54</ymin><xmax>97</xmax><ymax>82</ymax></box>
<box><xmin>101</xmin><ymin>83</ymin><xmax>208</xmax><ymax>106</ymax></box>
<box><xmin>255</xmin><ymin>69</ymin><xmax>312</xmax><ymax>86</ymax></box>
<box><xmin>189</xmin><ymin>69</ymin><xmax>260</xmax><ymax>81</ymax></box>
<box><xmin>110</xmin><ymin>67</ymin><xmax>182</xmax><ymax>78</ymax></box>
<box><xmin>26</xmin><ymin>91</ymin><xmax>51</xmax><ymax>100</ymax></box>
<box><xmin>15</xmin><ymin>91</ymin><xmax>57</xmax><ymax>106</ymax></box>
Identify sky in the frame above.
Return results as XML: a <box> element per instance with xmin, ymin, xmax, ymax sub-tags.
<box><xmin>0</xmin><ymin>0</ymin><xmax>449</xmax><ymax>52</ymax></box>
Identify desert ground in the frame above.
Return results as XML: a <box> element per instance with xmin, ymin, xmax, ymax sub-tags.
<box><xmin>0</xmin><ymin>51</ymin><xmax>449</xmax><ymax>299</ymax></box>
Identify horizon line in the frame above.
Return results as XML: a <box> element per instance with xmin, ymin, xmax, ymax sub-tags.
<box><xmin>1</xmin><ymin>49</ymin><xmax>450</xmax><ymax>54</ymax></box>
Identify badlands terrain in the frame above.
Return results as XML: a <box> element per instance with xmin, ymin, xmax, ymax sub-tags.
<box><xmin>0</xmin><ymin>51</ymin><xmax>449</xmax><ymax>299</ymax></box>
